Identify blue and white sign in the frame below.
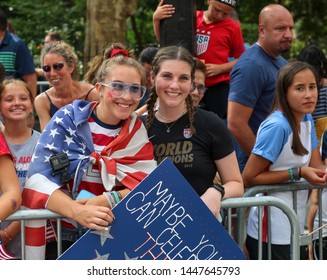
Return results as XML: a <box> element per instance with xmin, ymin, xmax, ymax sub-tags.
<box><xmin>58</xmin><ymin>158</ymin><xmax>245</xmax><ymax>260</ymax></box>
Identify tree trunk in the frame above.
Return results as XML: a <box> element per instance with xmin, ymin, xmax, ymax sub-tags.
<box><xmin>84</xmin><ymin>0</ymin><xmax>137</xmax><ymax>69</ymax></box>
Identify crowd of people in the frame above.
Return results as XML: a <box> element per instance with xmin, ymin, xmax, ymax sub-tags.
<box><xmin>1</xmin><ymin>0</ymin><xmax>327</xmax><ymax>261</ymax></box>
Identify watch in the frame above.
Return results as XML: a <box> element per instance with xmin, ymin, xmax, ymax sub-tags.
<box><xmin>211</xmin><ymin>184</ymin><xmax>225</xmax><ymax>199</ymax></box>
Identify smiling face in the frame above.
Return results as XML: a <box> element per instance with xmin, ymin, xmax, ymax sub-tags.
<box><xmin>151</xmin><ymin>59</ymin><xmax>193</xmax><ymax>110</ymax></box>
<box><xmin>42</xmin><ymin>53</ymin><xmax>74</xmax><ymax>89</ymax></box>
<box><xmin>191</xmin><ymin>69</ymin><xmax>206</xmax><ymax>107</ymax></box>
<box><xmin>0</xmin><ymin>82</ymin><xmax>33</xmax><ymax>122</ymax></box>
<box><xmin>96</xmin><ymin>65</ymin><xmax>142</xmax><ymax>125</ymax></box>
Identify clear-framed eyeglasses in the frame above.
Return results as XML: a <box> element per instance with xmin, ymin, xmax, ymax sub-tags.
<box><xmin>101</xmin><ymin>81</ymin><xmax>147</xmax><ymax>100</ymax></box>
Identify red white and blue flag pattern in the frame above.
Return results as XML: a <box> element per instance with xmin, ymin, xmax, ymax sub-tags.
<box><xmin>0</xmin><ymin>237</ymin><xmax>15</xmax><ymax>260</ymax></box>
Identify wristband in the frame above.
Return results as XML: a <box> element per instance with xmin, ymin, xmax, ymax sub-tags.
<box><xmin>288</xmin><ymin>168</ymin><xmax>294</xmax><ymax>181</ymax></box>
<box><xmin>210</xmin><ymin>184</ymin><xmax>225</xmax><ymax>199</ymax></box>
<box><xmin>103</xmin><ymin>192</ymin><xmax>113</xmax><ymax>208</ymax></box>
<box><xmin>292</xmin><ymin>167</ymin><xmax>300</xmax><ymax>181</ymax></box>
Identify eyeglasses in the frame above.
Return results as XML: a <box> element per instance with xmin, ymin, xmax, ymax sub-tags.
<box><xmin>42</xmin><ymin>62</ymin><xmax>65</xmax><ymax>72</ymax></box>
<box><xmin>191</xmin><ymin>84</ymin><xmax>207</xmax><ymax>94</ymax></box>
<box><xmin>101</xmin><ymin>82</ymin><xmax>146</xmax><ymax>100</ymax></box>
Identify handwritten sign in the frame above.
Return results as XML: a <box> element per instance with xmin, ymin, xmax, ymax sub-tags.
<box><xmin>58</xmin><ymin>158</ymin><xmax>245</xmax><ymax>260</ymax></box>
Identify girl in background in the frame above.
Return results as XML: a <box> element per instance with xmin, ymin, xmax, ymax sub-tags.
<box><xmin>0</xmin><ymin>76</ymin><xmax>22</xmax><ymax>259</ymax></box>
<box><xmin>243</xmin><ymin>61</ymin><xmax>327</xmax><ymax>259</ymax></box>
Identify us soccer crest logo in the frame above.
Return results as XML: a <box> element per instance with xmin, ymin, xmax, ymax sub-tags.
<box><xmin>196</xmin><ymin>31</ymin><xmax>210</xmax><ymax>55</ymax></box>
<box><xmin>183</xmin><ymin>128</ymin><xmax>192</xmax><ymax>139</ymax></box>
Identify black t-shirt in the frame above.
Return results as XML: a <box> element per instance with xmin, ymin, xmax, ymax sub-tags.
<box><xmin>142</xmin><ymin>108</ymin><xmax>234</xmax><ymax>196</ymax></box>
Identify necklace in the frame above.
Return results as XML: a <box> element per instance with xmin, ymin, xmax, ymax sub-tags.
<box><xmin>156</xmin><ymin>110</ymin><xmax>186</xmax><ymax>133</ymax></box>
<box><xmin>164</xmin><ymin>120</ymin><xmax>178</xmax><ymax>133</ymax></box>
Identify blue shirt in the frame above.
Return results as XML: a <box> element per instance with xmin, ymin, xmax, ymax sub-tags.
<box><xmin>0</xmin><ymin>31</ymin><xmax>35</xmax><ymax>79</ymax></box>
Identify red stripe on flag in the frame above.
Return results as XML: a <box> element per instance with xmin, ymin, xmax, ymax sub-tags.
<box><xmin>0</xmin><ymin>242</ymin><xmax>15</xmax><ymax>260</ymax></box>
<box><xmin>22</xmin><ymin>188</ymin><xmax>49</xmax><ymax>209</ymax></box>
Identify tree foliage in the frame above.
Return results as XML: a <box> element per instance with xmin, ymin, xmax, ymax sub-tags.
<box><xmin>2</xmin><ymin>0</ymin><xmax>86</xmax><ymax>68</ymax></box>
<box><xmin>2</xmin><ymin>0</ymin><xmax>327</xmax><ymax>72</ymax></box>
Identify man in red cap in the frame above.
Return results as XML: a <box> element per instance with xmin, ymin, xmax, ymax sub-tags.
<box><xmin>153</xmin><ymin>0</ymin><xmax>245</xmax><ymax>120</ymax></box>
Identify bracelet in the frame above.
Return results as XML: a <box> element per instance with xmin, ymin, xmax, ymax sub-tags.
<box><xmin>116</xmin><ymin>191</ymin><xmax>122</xmax><ymax>200</ymax></box>
<box><xmin>4</xmin><ymin>229</ymin><xmax>12</xmax><ymax>241</ymax></box>
<box><xmin>292</xmin><ymin>167</ymin><xmax>300</xmax><ymax>181</ymax></box>
<box><xmin>110</xmin><ymin>191</ymin><xmax>121</xmax><ymax>204</ymax></box>
<box><xmin>103</xmin><ymin>192</ymin><xmax>113</xmax><ymax>208</ymax></box>
<box><xmin>288</xmin><ymin>168</ymin><xmax>294</xmax><ymax>181</ymax></box>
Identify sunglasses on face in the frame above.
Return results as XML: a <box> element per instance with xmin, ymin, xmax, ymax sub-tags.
<box><xmin>191</xmin><ymin>84</ymin><xmax>207</xmax><ymax>94</ymax></box>
<box><xmin>101</xmin><ymin>81</ymin><xmax>146</xmax><ymax>101</ymax></box>
<box><xmin>42</xmin><ymin>62</ymin><xmax>65</xmax><ymax>72</ymax></box>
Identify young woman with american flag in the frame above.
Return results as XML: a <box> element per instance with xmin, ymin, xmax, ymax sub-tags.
<box><xmin>21</xmin><ymin>45</ymin><xmax>157</xmax><ymax>260</ymax></box>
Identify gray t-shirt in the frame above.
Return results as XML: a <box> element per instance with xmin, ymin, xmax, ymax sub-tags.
<box><xmin>1</xmin><ymin>129</ymin><xmax>40</xmax><ymax>258</ymax></box>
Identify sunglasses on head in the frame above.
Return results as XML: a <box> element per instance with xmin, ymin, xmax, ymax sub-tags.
<box><xmin>42</xmin><ymin>62</ymin><xmax>64</xmax><ymax>72</ymax></box>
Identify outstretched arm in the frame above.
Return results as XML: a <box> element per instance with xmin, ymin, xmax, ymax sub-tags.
<box><xmin>47</xmin><ymin>189</ymin><xmax>115</xmax><ymax>231</ymax></box>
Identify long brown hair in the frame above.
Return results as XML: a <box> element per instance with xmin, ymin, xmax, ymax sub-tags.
<box><xmin>272</xmin><ymin>61</ymin><xmax>319</xmax><ymax>156</ymax></box>
<box><xmin>145</xmin><ymin>45</ymin><xmax>196</xmax><ymax>133</ymax></box>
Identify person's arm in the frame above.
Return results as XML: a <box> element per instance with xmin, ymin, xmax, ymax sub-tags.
<box><xmin>153</xmin><ymin>0</ymin><xmax>175</xmax><ymax>41</ymax></box>
<box><xmin>243</xmin><ymin>150</ymin><xmax>327</xmax><ymax>189</ymax></box>
<box><xmin>77</xmin><ymin>188</ymin><xmax>130</xmax><ymax>208</ymax></box>
<box><xmin>34</xmin><ymin>93</ymin><xmax>51</xmax><ymax>131</ymax></box>
<box><xmin>227</xmin><ymin>101</ymin><xmax>256</xmax><ymax>156</ymax></box>
<box><xmin>135</xmin><ymin>104</ymin><xmax>148</xmax><ymax>116</ymax></box>
<box><xmin>22</xmin><ymin>72</ymin><xmax>37</xmax><ymax>100</ymax></box>
<box><xmin>201</xmin><ymin>152</ymin><xmax>243</xmax><ymax>217</ymax></box>
<box><xmin>205</xmin><ymin>59</ymin><xmax>238</xmax><ymax>78</ymax></box>
<box><xmin>46</xmin><ymin>189</ymin><xmax>114</xmax><ymax>231</ymax></box>
<box><xmin>243</xmin><ymin>154</ymin><xmax>290</xmax><ymax>188</ymax></box>
<box><xmin>0</xmin><ymin>155</ymin><xmax>21</xmax><ymax>222</ymax></box>
<box><xmin>307</xmin><ymin>189</ymin><xmax>318</xmax><ymax>260</ymax></box>
<box><xmin>0</xmin><ymin>221</ymin><xmax>20</xmax><ymax>245</ymax></box>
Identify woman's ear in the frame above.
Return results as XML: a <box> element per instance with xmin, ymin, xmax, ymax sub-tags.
<box><xmin>95</xmin><ymin>82</ymin><xmax>102</xmax><ymax>94</ymax></box>
<box><xmin>150</xmin><ymin>73</ymin><xmax>155</xmax><ymax>86</ymax></box>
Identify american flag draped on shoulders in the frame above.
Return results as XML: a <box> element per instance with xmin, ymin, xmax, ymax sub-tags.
<box><xmin>21</xmin><ymin>100</ymin><xmax>157</xmax><ymax>259</ymax></box>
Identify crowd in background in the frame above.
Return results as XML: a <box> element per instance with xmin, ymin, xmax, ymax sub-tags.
<box><xmin>0</xmin><ymin>0</ymin><xmax>327</xmax><ymax>261</ymax></box>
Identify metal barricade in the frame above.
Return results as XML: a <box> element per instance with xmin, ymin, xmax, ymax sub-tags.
<box><xmin>37</xmin><ymin>81</ymin><xmax>50</xmax><ymax>94</ymax></box>
<box><xmin>5</xmin><ymin>195</ymin><xmax>302</xmax><ymax>260</ymax></box>
<box><xmin>234</xmin><ymin>182</ymin><xmax>327</xmax><ymax>260</ymax></box>
<box><xmin>5</xmin><ymin>209</ymin><xmax>63</xmax><ymax>260</ymax></box>
<box><xmin>221</xmin><ymin>196</ymin><xmax>301</xmax><ymax>260</ymax></box>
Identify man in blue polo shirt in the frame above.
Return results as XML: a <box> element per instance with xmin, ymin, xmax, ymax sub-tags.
<box><xmin>227</xmin><ymin>4</ymin><xmax>294</xmax><ymax>172</ymax></box>
<box><xmin>0</xmin><ymin>8</ymin><xmax>37</xmax><ymax>99</ymax></box>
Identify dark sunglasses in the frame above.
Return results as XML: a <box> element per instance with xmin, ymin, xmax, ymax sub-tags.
<box><xmin>191</xmin><ymin>84</ymin><xmax>207</xmax><ymax>94</ymax></box>
<box><xmin>42</xmin><ymin>62</ymin><xmax>64</xmax><ymax>72</ymax></box>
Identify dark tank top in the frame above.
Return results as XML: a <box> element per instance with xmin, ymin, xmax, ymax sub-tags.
<box><xmin>45</xmin><ymin>87</ymin><xmax>95</xmax><ymax>117</ymax></box>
